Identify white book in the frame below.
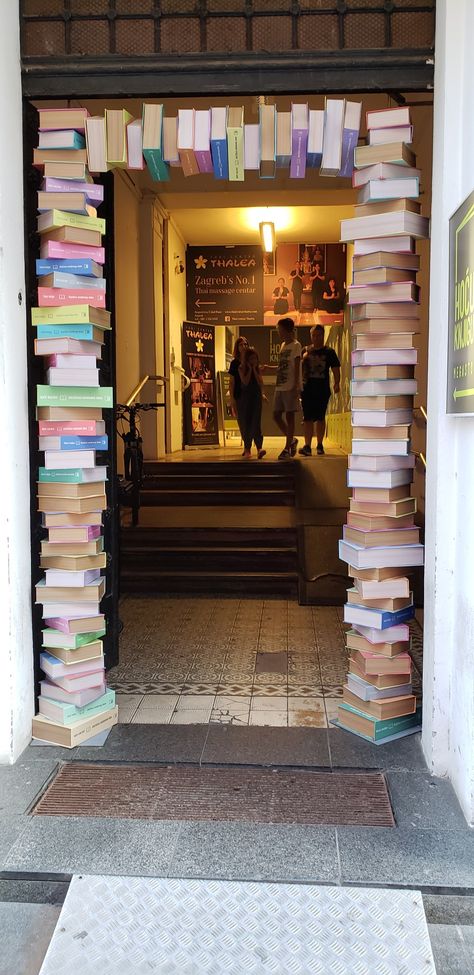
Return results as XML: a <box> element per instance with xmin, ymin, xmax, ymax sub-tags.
<box><xmin>339</xmin><ymin>539</ymin><xmax>424</xmax><ymax>570</ymax></box>
<box><xmin>320</xmin><ymin>98</ymin><xmax>345</xmax><ymax>176</ymax></box>
<box><xmin>341</xmin><ymin>210</ymin><xmax>429</xmax><ymax>242</ymax></box>
<box><xmin>352</xmin><ymin>350</ymin><xmax>417</xmax><ymax>366</ymax></box>
<box><xmin>352</xmin><ymin>410</ymin><xmax>414</xmax><ymax>427</ymax></box>
<box><xmin>358</xmin><ymin>177</ymin><xmax>419</xmax><ymax>203</ymax></box>
<box><xmin>244</xmin><ymin>124</ymin><xmax>260</xmax><ymax>170</ymax></box>
<box><xmin>47</xmin><ymin>368</ymin><xmax>99</xmax><ymax>387</ymax></box>
<box><xmin>368</xmin><ymin>125</ymin><xmax>413</xmax><ymax>146</ymax></box>
<box><xmin>177</xmin><ymin>108</ymin><xmax>194</xmax><ymax>151</ymax></box>
<box><xmin>126</xmin><ymin>118</ymin><xmax>144</xmax><ymax>170</ymax></box>
<box><xmin>348</xmin><ymin>455</ymin><xmax>415</xmax><ymax>472</ymax></box>
<box><xmin>48</xmin><ymin>355</ymin><xmax>98</xmax><ymax>369</ymax></box>
<box><xmin>354</xmin><ymin>235</ymin><xmax>415</xmax><ymax>255</ymax></box>
<box><xmin>351</xmin><ymin>439</ymin><xmax>411</xmax><ymax>457</ymax></box>
<box><xmin>210</xmin><ymin>106</ymin><xmax>227</xmax><ymax>141</ymax></box>
<box><xmin>44</xmin><ymin>450</ymin><xmax>96</xmax><ymax>469</ymax></box>
<box><xmin>353</xmin><ymin>621</ymin><xmax>411</xmax><ymax>643</ymax></box>
<box><xmin>307</xmin><ymin>109</ymin><xmax>324</xmax><ymax>164</ymax></box>
<box><xmin>44</xmin><ymin>272</ymin><xmax>106</xmax><ymax>292</ymax></box>
<box><xmin>355</xmin><ymin>577</ymin><xmax>411</xmax><ymax>599</ymax></box>
<box><xmin>347</xmin><ymin>469</ymin><xmax>413</xmax><ymax>488</ymax></box>
<box><xmin>41</xmin><ymin>602</ymin><xmax>101</xmax><ymax>617</ymax></box>
<box><xmin>44</xmin><ymin>568</ymin><xmax>102</xmax><ymax>587</ymax></box>
<box><xmin>346</xmin><ymin>674</ymin><xmax>412</xmax><ymax>702</ymax></box>
<box><xmin>366</xmin><ymin>107</ymin><xmax>411</xmax><ymax>130</ymax></box>
<box><xmin>352</xmin><ymin>162</ymin><xmax>420</xmax><ymax>188</ymax></box>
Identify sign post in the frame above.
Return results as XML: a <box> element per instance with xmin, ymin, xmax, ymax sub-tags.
<box><xmin>448</xmin><ymin>189</ymin><xmax>474</xmax><ymax>415</ymax></box>
<box><xmin>186</xmin><ymin>245</ymin><xmax>263</xmax><ymax>326</ymax></box>
<box><xmin>182</xmin><ymin>321</ymin><xmax>219</xmax><ymax>446</ymax></box>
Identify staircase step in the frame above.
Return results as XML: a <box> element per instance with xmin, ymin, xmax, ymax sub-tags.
<box><xmin>141</xmin><ymin>475</ymin><xmax>295</xmax><ymax>491</ymax></box>
<box><xmin>120</xmin><ymin>569</ymin><xmax>299</xmax><ymax>596</ymax></box>
<box><xmin>139</xmin><ymin>490</ymin><xmax>295</xmax><ymax>507</ymax></box>
<box><xmin>143</xmin><ymin>461</ymin><xmax>295</xmax><ymax>476</ymax></box>
<box><xmin>120</xmin><ymin>527</ymin><xmax>297</xmax><ymax>547</ymax></box>
<box><xmin>121</xmin><ymin>550</ymin><xmax>297</xmax><ymax>572</ymax></box>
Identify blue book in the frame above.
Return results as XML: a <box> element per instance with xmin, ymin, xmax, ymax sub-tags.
<box><xmin>339</xmin><ymin>101</ymin><xmax>362</xmax><ymax>178</ymax></box>
<box><xmin>210</xmin><ymin>107</ymin><xmax>229</xmax><ymax>180</ymax></box>
<box><xmin>36</xmin><ymin>259</ymin><xmax>103</xmax><ymax>278</ymax></box>
<box><xmin>57</xmin><ymin>436</ymin><xmax>108</xmax><ymax>451</ymax></box>
<box><xmin>36</xmin><ymin>324</ymin><xmax>101</xmax><ymax>341</ymax></box>
<box><xmin>345</xmin><ymin>599</ymin><xmax>415</xmax><ymax>631</ymax></box>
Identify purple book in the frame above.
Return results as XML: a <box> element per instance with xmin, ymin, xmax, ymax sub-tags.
<box><xmin>290</xmin><ymin>103</ymin><xmax>308</xmax><ymax>179</ymax></box>
<box><xmin>41</xmin><ymin>178</ymin><xmax>104</xmax><ymax>204</ymax></box>
<box><xmin>339</xmin><ymin>102</ymin><xmax>362</xmax><ymax>178</ymax></box>
<box><xmin>194</xmin><ymin>110</ymin><xmax>213</xmax><ymax>174</ymax></box>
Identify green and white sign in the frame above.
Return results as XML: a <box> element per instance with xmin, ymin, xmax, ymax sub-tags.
<box><xmin>448</xmin><ymin>189</ymin><xmax>474</xmax><ymax>414</ymax></box>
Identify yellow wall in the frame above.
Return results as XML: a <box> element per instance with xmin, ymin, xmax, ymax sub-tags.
<box><xmin>166</xmin><ymin>219</ymin><xmax>187</xmax><ymax>452</ymax></box>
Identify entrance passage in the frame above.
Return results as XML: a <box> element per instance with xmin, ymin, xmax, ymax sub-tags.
<box><xmin>34</xmin><ymin>764</ymin><xmax>394</xmax><ymax>827</ymax></box>
<box><xmin>108</xmin><ymin>597</ymin><xmax>423</xmax><ymax>728</ymax></box>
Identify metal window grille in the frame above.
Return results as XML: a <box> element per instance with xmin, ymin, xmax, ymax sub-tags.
<box><xmin>20</xmin><ymin>1</ymin><xmax>435</xmax><ymax>58</ymax></box>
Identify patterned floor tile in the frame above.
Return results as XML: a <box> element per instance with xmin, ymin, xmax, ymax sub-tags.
<box><xmin>249</xmin><ymin>711</ymin><xmax>288</xmax><ymax>727</ymax></box>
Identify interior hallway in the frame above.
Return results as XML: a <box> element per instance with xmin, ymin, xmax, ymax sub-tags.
<box><xmin>109</xmin><ymin>597</ymin><xmax>423</xmax><ymax>728</ymax></box>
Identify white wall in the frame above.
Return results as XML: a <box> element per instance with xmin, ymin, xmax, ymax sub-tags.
<box><xmin>165</xmin><ymin>219</ymin><xmax>187</xmax><ymax>452</ymax></box>
<box><xmin>0</xmin><ymin>1</ymin><xmax>34</xmax><ymax>763</ymax></box>
<box><xmin>424</xmin><ymin>0</ymin><xmax>474</xmax><ymax>822</ymax></box>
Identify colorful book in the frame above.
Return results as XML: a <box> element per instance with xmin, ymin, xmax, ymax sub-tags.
<box><xmin>276</xmin><ymin>111</ymin><xmax>291</xmax><ymax>168</ymax></box>
<box><xmin>320</xmin><ymin>98</ymin><xmax>345</xmax><ymax>176</ymax></box>
<box><xmin>39</xmin><ymin>272</ymin><xmax>106</xmax><ymax>291</ymax></box>
<box><xmin>336</xmin><ymin>703</ymin><xmax>421</xmax><ymax>743</ymax></box>
<box><xmin>142</xmin><ymin>103</ymin><xmax>169</xmax><ymax>181</ymax></box>
<box><xmin>37</xmin><ymin>386</ymin><xmax>113</xmax><ymax>408</ymax></box>
<box><xmin>194</xmin><ymin>110</ymin><xmax>213</xmax><ymax>174</ymax></box>
<box><xmin>36</xmin><ymin>325</ymin><xmax>107</xmax><ymax>343</ymax></box>
<box><xmin>358</xmin><ymin>176</ymin><xmax>419</xmax><ymax>203</ymax></box>
<box><xmin>341</xmin><ymin>211</ymin><xmax>429</xmax><ymax>242</ymax></box>
<box><xmin>85</xmin><ymin>115</ymin><xmax>109</xmax><ymax>173</ymax></box>
<box><xmin>37</xmin><ymin>209</ymin><xmax>105</xmax><ymax>236</ymax></box>
<box><xmin>177</xmin><ymin>108</ymin><xmax>200</xmax><ymax>176</ymax></box>
<box><xmin>105</xmin><ymin>108</ymin><xmax>133</xmax><ymax>167</ymax></box>
<box><xmin>39</xmin><ymin>467</ymin><xmax>107</xmax><ymax>484</ymax></box>
<box><xmin>38</xmin><ymin>688</ymin><xmax>115</xmax><ymax>726</ymax></box>
<box><xmin>259</xmin><ymin>104</ymin><xmax>276</xmax><ymax>178</ymax></box>
<box><xmin>36</xmin><ymin>257</ymin><xmax>103</xmax><ymax>277</ymax></box>
<box><xmin>38</xmin><ymin>419</ymin><xmax>105</xmax><ymax>436</ymax></box>
<box><xmin>227</xmin><ymin>106</ymin><xmax>245</xmax><ymax>182</ymax></box>
<box><xmin>44</xmin><ymin>612</ymin><xmax>105</xmax><ymax>632</ymax></box>
<box><xmin>42</xmin><ymin>447</ymin><xmax>97</xmax><ymax>469</ymax></box>
<box><xmin>290</xmin><ymin>102</ymin><xmax>309</xmax><ymax>178</ymax></box>
<box><xmin>40</xmin><ymin>240</ymin><xmax>105</xmax><ymax>264</ymax></box>
<box><xmin>37</xmin><ymin>191</ymin><xmax>91</xmax><ymax>214</ymax></box>
<box><xmin>210</xmin><ymin>107</ymin><xmax>229</xmax><ymax>179</ymax></box>
<box><xmin>41</xmin><ymin>179</ymin><xmax>104</xmax><ymax>205</ymax></box>
<box><xmin>39</xmin><ymin>435</ymin><xmax>108</xmax><ymax>451</ymax></box>
<box><xmin>42</xmin><ymin>626</ymin><xmax>105</xmax><ymax>649</ymax></box>
<box><xmin>32</xmin><ymin>705</ymin><xmax>117</xmax><ymax>748</ymax></box>
<box><xmin>339</xmin><ymin>101</ymin><xmax>362</xmax><ymax>177</ymax></box>
<box><xmin>39</xmin><ymin>678</ymin><xmax>106</xmax><ymax>707</ymax></box>
<box><xmin>353</xmin><ymin>235</ymin><xmax>415</xmax><ymax>256</ymax></box>
<box><xmin>354</xmin><ymin>141</ymin><xmax>415</xmax><ymax>169</ymax></box>
<box><xmin>38</xmin><ymin>107</ymin><xmax>90</xmax><ymax>132</ymax></box>
<box><xmin>366</xmin><ymin>106</ymin><xmax>411</xmax><ymax>130</ymax></box>
<box><xmin>162</xmin><ymin>116</ymin><xmax>180</xmax><ymax>167</ymax></box>
<box><xmin>344</xmin><ymin>601</ymin><xmax>415</xmax><ymax>631</ymax></box>
<box><xmin>32</xmin><ymin>304</ymin><xmax>110</xmax><ymax>327</ymax></box>
<box><xmin>339</xmin><ymin>539</ymin><xmax>424</xmax><ymax>569</ymax></box>
<box><xmin>38</xmin><ymin>287</ymin><xmax>106</xmax><ymax>310</ymax></box>
<box><xmin>348</xmin><ymin>282</ymin><xmax>419</xmax><ymax>305</ymax></box>
<box><xmin>350</xmin><ymin>378</ymin><xmax>417</xmax><ymax>396</ymax></box>
<box><xmin>352</xmin><ymin>162</ymin><xmax>420</xmax><ymax>189</ymax></box>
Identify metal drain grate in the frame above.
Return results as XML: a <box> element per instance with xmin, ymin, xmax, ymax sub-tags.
<box><xmin>33</xmin><ymin>764</ymin><xmax>394</xmax><ymax>827</ymax></box>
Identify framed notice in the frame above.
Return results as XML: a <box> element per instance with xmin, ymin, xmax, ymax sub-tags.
<box><xmin>218</xmin><ymin>371</ymin><xmax>240</xmax><ymax>433</ymax></box>
<box><xmin>182</xmin><ymin>321</ymin><xmax>219</xmax><ymax>446</ymax></box>
<box><xmin>448</xmin><ymin>189</ymin><xmax>474</xmax><ymax>415</ymax></box>
<box><xmin>186</xmin><ymin>245</ymin><xmax>263</xmax><ymax>326</ymax></box>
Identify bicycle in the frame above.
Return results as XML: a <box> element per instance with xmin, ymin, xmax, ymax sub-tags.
<box><xmin>115</xmin><ymin>402</ymin><xmax>163</xmax><ymax>526</ymax></box>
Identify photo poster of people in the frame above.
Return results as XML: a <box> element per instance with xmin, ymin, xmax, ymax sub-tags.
<box><xmin>263</xmin><ymin>242</ymin><xmax>346</xmax><ymax>326</ymax></box>
<box><xmin>182</xmin><ymin>321</ymin><xmax>219</xmax><ymax>446</ymax></box>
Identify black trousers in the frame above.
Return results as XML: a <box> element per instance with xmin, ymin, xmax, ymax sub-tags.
<box><xmin>238</xmin><ymin>388</ymin><xmax>263</xmax><ymax>451</ymax></box>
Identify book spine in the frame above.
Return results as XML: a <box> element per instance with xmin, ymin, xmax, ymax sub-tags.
<box><xmin>194</xmin><ymin>149</ymin><xmax>213</xmax><ymax>174</ymax></box>
<box><xmin>339</xmin><ymin>128</ymin><xmax>359</xmax><ymax>178</ymax></box>
<box><xmin>290</xmin><ymin>129</ymin><xmax>308</xmax><ymax>178</ymax></box>
<box><xmin>210</xmin><ymin>138</ymin><xmax>229</xmax><ymax>179</ymax></box>
<box><xmin>227</xmin><ymin>128</ymin><xmax>244</xmax><ymax>181</ymax></box>
<box><xmin>37</xmin><ymin>287</ymin><xmax>106</xmax><ymax>309</ymax></box>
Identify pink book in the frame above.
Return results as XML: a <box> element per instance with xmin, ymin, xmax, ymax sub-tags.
<box><xmin>38</xmin><ymin>420</ymin><xmax>105</xmax><ymax>436</ymax></box>
<box><xmin>42</xmin><ymin>177</ymin><xmax>104</xmax><ymax>204</ymax></box>
<box><xmin>52</xmin><ymin>670</ymin><xmax>105</xmax><ymax>692</ymax></box>
<box><xmin>35</xmin><ymin>338</ymin><xmax>103</xmax><ymax>358</ymax></box>
<box><xmin>45</xmin><ymin>609</ymin><xmax>104</xmax><ymax>631</ymax></box>
<box><xmin>354</xmin><ymin>649</ymin><xmax>412</xmax><ymax>674</ymax></box>
<box><xmin>354</xmin><ymin>622</ymin><xmax>410</xmax><ymax>643</ymax></box>
<box><xmin>38</xmin><ymin>107</ymin><xmax>90</xmax><ymax>133</ymax></box>
<box><xmin>38</xmin><ymin>287</ymin><xmax>106</xmax><ymax>309</ymax></box>
<box><xmin>194</xmin><ymin>110</ymin><xmax>213</xmax><ymax>173</ymax></box>
<box><xmin>40</xmin><ymin>240</ymin><xmax>105</xmax><ymax>264</ymax></box>
<box><xmin>40</xmin><ymin>651</ymin><xmax>104</xmax><ymax>679</ymax></box>
<box><xmin>40</xmin><ymin>678</ymin><xmax>106</xmax><ymax>706</ymax></box>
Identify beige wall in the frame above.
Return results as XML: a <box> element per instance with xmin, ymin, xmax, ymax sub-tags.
<box><xmin>165</xmin><ymin>219</ymin><xmax>187</xmax><ymax>452</ymax></box>
<box><xmin>114</xmin><ymin>172</ymin><xmax>141</xmax><ymax>473</ymax></box>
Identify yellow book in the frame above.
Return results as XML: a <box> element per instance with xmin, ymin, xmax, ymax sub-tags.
<box><xmin>37</xmin><ymin>209</ymin><xmax>106</xmax><ymax>236</ymax></box>
<box><xmin>31</xmin><ymin>305</ymin><xmax>111</xmax><ymax>328</ymax></box>
<box><xmin>105</xmin><ymin>108</ymin><xmax>133</xmax><ymax>167</ymax></box>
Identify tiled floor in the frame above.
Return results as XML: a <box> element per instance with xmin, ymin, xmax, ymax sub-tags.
<box><xmin>108</xmin><ymin>597</ymin><xmax>423</xmax><ymax>728</ymax></box>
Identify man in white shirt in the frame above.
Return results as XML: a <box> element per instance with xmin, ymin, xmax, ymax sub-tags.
<box><xmin>268</xmin><ymin>317</ymin><xmax>302</xmax><ymax>460</ymax></box>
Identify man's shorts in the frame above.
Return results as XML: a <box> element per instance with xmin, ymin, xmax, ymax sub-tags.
<box><xmin>273</xmin><ymin>389</ymin><xmax>301</xmax><ymax>414</ymax></box>
<box><xmin>301</xmin><ymin>385</ymin><xmax>330</xmax><ymax>422</ymax></box>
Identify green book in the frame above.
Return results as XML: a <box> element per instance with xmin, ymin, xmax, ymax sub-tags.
<box><xmin>227</xmin><ymin>106</ymin><xmax>245</xmax><ymax>182</ymax></box>
<box><xmin>37</xmin><ymin>209</ymin><xmax>106</xmax><ymax>235</ymax></box>
<box><xmin>42</xmin><ymin>629</ymin><xmax>106</xmax><ymax>649</ymax></box>
<box><xmin>37</xmin><ymin>385</ymin><xmax>113</xmax><ymax>408</ymax></box>
<box><xmin>142</xmin><ymin>149</ymin><xmax>169</xmax><ymax>182</ymax></box>
<box><xmin>32</xmin><ymin>305</ymin><xmax>110</xmax><ymax>327</ymax></box>
<box><xmin>338</xmin><ymin>702</ymin><xmax>422</xmax><ymax>741</ymax></box>
<box><xmin>38</xmin><ymin>688</ymin><xmax>116</xmax><ymax>726</ymax></box>
<box><xmin>38</xmin><ymin>467</ymin><xmax>107</xmax><ymax>483</ymax></box>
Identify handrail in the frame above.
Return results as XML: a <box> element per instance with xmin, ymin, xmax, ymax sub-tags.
<box><xmin>419</xmin><ymin>405</ymin><xmax>427</xmax><ymax>422</ymax></box>
<box><xmin>415</xmin><ymin>451</ymin><xmax>427</xmax><ymax>469</ymax></box>
<box><xmin>125</xmin><ymin>374</ymin><xmax>167</xmax><ymax>407</ymax></box>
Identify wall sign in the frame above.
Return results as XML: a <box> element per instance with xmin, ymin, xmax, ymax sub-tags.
<box><xmin>186</xmin><ymin>245</ymin><xmax>263</xmax><ymax>326</ymax></box>
<box><xmin>448</xmin><ymin>189</ymin><xmax>474</xmax><ymax>415</ymax></box>
<box><xmin>182</xmin><ymin>321</ymin><xmax>219</xmax><ymax>446</ymax></box>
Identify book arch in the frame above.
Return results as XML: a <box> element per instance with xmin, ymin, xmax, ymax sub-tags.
<box><xmin>30</xmin><ymin>100</ymin><xmax>426</xmax><ymax>746</ymax></box>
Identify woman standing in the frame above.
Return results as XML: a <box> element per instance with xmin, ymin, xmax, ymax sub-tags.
<box><xmin>228</xmin><ymin>336</ymin><xmax>248</xmax><ymax>453</ymax></box>
<box><xmin>238</xmin><ymin>346</ymin><xmax>266</xmax><ymax>459</ymax></box>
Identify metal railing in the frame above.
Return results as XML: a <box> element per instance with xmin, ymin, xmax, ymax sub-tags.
<box><xmin>414</xmin><ymin>405</ymin><xmax>427</xmax><ymax>469</ymax></box>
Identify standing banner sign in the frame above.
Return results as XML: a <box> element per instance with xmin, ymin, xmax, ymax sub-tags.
<box><xmin>186</xmin><ymin>245</ymin><xmax>263</xmax><ymax>326</ymax></box>
<box><xmin>218</xmin><ymin>371</ymin><xmax>240</xmax><ymax>434</ymax></box>
<box><xmin>448</xmin><ymin>189</ymin><xmax>474</xmax><ymax>415</ymax></box>
<box><xmin>182</xmin><ymin>321</ymin><xmax>219</xmax><ymax>446</ymax></box>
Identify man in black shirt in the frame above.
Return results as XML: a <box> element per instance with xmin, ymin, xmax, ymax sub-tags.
<box><xmin>299</xmin><ymin>324</ymin><xmax>340</xmax><ymax>456</ymax></box>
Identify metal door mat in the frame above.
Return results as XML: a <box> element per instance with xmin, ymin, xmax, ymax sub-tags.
<box><xmin>38</xmin><ymin>876</ymin><xmax>436</xmax><ymax>975</ymax></box>
<box><xmin>33</xmin><ymin>763</ymin><xmax>394</xmax><ymax>827</ymax></box>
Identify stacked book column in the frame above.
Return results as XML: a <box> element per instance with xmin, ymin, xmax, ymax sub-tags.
<box><xmin>336</xmin><ymin>107</ymin><xmax>429</xmax><ymax>744</ymax></box>
<box><xmin>30</xmin><ymin>108</ymin><xmax>118</xmax><ymax>747</ymax></box>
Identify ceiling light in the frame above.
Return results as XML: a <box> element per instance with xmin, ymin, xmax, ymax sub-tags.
<box><xmin>259</xmin><ymin>221</ymin><xmax>276</xmax><ymax>253</ymax></box>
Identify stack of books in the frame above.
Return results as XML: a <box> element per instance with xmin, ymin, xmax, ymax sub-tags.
<box><xmin>337</xmin><ymin>106</ymin><xmax>428</xmax><ymax>744</ymax></box>
<box><xmin>31</xmin><ymin>107</ymin><xmax>118</xmax><ymax>747</ymax></box>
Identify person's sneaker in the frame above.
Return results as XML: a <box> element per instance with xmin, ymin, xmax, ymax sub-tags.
<box><xmin>290</xmin><ymin>437</ymin><xmax>298</xmax><ymax>457</ymax></box>
<box><xmin>299</xmin><ymin>445</ymin><xmax>312</xmax><ymax>457</ymax></box>
<box><xmin>316</xmin><ymin>443</ymin><xmax>325</xmax><ymax>455</ymax></box>
<box><xmin>278</xmin><ymin>448</ymin><xmax>291</xmax><ymax>460</ymax></box>
<box><xmin>257</xmin><ymin>449</ymin><xmax>266</xmax><ymax>460</ymax></box>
